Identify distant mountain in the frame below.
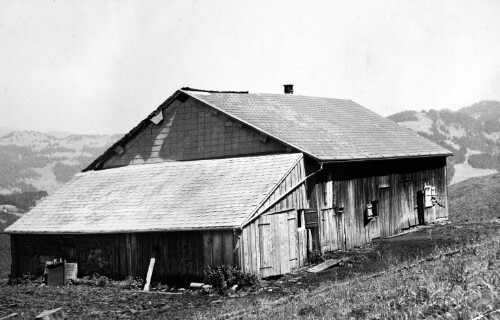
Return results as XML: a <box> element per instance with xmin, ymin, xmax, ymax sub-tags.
<box><xmin>0</xmin><ymin>127</ymin><xmax>15</xmax><ymax>139</ymax></box>
<box><xmin>458</xmin><ymin>100</ymin><xmax>500</xmax><ymax>123</ymax></box>
<box><xmin>388</xmin><ymin>100</ymin><xmax>500</xmax><ymax>184</ymax></box>
<box><xmin>0</xmin><ymin>130</ymin><xmax>121</xmax><ymax>194</ymax></box>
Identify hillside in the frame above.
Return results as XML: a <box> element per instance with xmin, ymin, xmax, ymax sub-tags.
<box><xmin>0</xmin><ymin>131</ymin><xmax>121</xmax><ymax>194</ymax></box>
<box><xmin>388</xmin><ymin>100</ymin><xmax>500</xmax><ymax>184</ymax></box>
<box><xmin>449</xmin><ymin>173</ymin><xmax>500</xmax><ymax>223</ymax></box>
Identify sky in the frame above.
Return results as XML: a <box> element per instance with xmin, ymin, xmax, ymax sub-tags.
<box><xmin>1</xmin><ymin>0</ymin><xmax>500</xmax><ymax>135</ymax></box>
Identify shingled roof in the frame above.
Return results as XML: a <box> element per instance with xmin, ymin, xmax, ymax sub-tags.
<box><xmin>85</xmin><ymin>89</ymin><xmax>451</xmax><ymax>171</ymax></box>
<box><xmin>184</xmin><ymin>90</ymin><xmax>452</xmax><ymax>161</ymax></box>
<box><xmin>6</xmin><ymin>153</ymin><xmax>302</xmax><ymax>234</ymax></box>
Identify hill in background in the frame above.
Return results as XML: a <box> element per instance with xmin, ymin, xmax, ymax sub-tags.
<box><xmin>0</xmin><ymin>130</ymin><xmax>121</xmax><ymax>278</ymax></box>
<box><xmin>0</xmin><ymin>131</ymin><xmax>121</xmax><ymax>195</ymax></box>
<box><xmin>449</xmin><ymin>173</ymin><xmax>500</xmax><ymax>223</ymax></box>
<box><xmin>388</xmin><ymin>100</ymin><xmax>500</xmax><ymax>184</ymax></box>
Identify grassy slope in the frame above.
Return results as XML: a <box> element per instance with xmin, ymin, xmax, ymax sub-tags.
<box><xmin>198</xmin><ymin>225</ymin><xmax>500</xmax><ymax>320</ymax></box>
<box><xmin>2</xmin><ymin>224</ymin><xmax>498</xmax><ymax>319</ymax></box>
<box><xmin>449</xmin><ymin>173</ymin><xmax>500</xmax><ymax>223</ymax></box>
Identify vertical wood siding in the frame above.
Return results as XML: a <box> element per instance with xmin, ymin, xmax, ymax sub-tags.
<box><xmin>242</xmin><ymin>210</ymin><xmax>299</xmax><ymax>277</ymax></box>
<box><xmin>311</xmin><ymin>156</ymin><xmax>448</xmax><ymax>251</ymax></box>
<box><xmin>241</xmin><ymin>157</ymin><xmax>308</xmax><ymax>277</ymax></box>
<box><xmin>10</xmin><ymin>230</ymin><xmax>238</xmax><ymax>284</ymax></box>
<box><xmin>241</xmin><ymin>156</ymin><xmax>448</xmax><ymax>277</ymax></box>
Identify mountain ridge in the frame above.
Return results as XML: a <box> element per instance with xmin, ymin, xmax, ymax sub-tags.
<box><xmin>388</xmin><ymin>100</ymin><xmax>500</xmax><ymax>184</ymax></box>
<box><xmin>0</xmin><ymin>130</ymin><xmax>121</xmax><ymax>194</ymax></box>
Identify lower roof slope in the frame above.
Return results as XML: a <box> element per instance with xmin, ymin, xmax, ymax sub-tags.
<box><xmin>6</xmin><ymin>153</ymin><xmax>302</xmax><ymax>234</ymax></box>
<box><xmin>186</xmin><ymin>91</ymin><xmax>452</xmax><ymax>161</ymax></box>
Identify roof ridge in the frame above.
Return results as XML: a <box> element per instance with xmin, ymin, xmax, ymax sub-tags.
<box><xmin>181</xmin><ymin>87</ymin><xmax>249</xmax><ymax>94</ymax></box>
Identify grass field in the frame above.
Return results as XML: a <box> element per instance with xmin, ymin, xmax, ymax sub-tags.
<box><xmin>1</xmin><ymin>223</ymin><xmax>499</xmax><ymax>319</ymax></box>
<box><xmin>449</xmin><ymin>173</ymin><xmax>500</xmax><ymax>223</ymax></box>
<box><xmin>197</xmin><ymin>223</ymin><xmax>500</xmax><ymax>320</ymax></box>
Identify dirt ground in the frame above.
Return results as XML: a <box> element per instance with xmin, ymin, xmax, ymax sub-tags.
<box><xmin>1</xmin><ymin>222</ymin><xmax>498</xmax><ymax>319</ymax></box>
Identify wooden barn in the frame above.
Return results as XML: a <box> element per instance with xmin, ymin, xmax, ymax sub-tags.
<box><xmin>6</xmin><ymin>87</ymin><xmax>452</xmax><ymax>282</ymax></box>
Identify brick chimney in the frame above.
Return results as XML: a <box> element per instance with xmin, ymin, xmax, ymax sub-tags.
<box><xmin>283</xmin><ymin>84</ymin><xmax>294</xmax><ymax>94</ymax></box>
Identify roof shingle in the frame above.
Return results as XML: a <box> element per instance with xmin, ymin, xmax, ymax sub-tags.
<box><xmin>185</xmin><ymin>91</ymin><xmax>452</xmax><ymax>160</ymax></box>
<box><xmin>6</xmin><ymin>153</ymin><xmax>302</xmax><ymax>233</ymax></box>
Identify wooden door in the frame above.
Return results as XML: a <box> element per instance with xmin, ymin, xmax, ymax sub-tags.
<box><xmin>320</xmin><ymin>209</ymin><xmax>339</xmax><ymax>252</ymax></box>
<box><xmin>399</xmin><ymin>181</ymin><xmax>417</xmax><ymax>229</ymax></box>
<box><xmin>378</xmin><ymin>187</ymin><xmax>390</xmax><ymax>238</ymax></box>
<box><xmin>258</xmin><ymin>211</ymin><xmax>298</xmax><ymax>277</ymax></box>
<box><xmin>258</xmin><ymin>216</ymin><xmax>272</xmax><ymax>276</ymax></box>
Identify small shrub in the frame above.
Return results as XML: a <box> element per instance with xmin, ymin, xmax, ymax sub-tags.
<box><xmin>307</xmin><ymin>250</ymin><xmax>325</xmax><ymax>265</ymax></box>
<box><xmin>204</xmin><ymin>265</ymin><xmax>260</xmax><ymax>294</ymax></box>
<box><xmin>125</xmin><ymin>276</ymin><xmax>144</xmax><ymax>290</ymax></box>
<box><xmin>96</xmin><ymin>276</ymin><xmax>109</xmax><ymax>287</ymax></box>
<box><xmin>8</xmin><ymin>273</ymin><xmax>41</xmax><ymax>285</ymax></box>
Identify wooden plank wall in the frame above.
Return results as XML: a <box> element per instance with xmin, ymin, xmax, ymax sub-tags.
<box><xmin>311</xmin><ymin>156</ymin><xmax>448</xmax><ymax>251</ymax></box>
<box><xmin>253</xmin><ymin>157</ymin><xmax>308</xmax><ymax>217</ymax></box>
<box><xmin>241</xmin><ymin>157</ymin><xmax>309</xmax><ymax>277</ymax></box>
<box><xmin>241</xmin><ymin>210</ymin><xmax>299</xmax><ymax>277</ymax></box>
<box><xmin>10</xmin><ymin>230</ymin><xmax>239</xmax><ymax>284</ymax></box>
<box><xmin>202</xmin><ymin>229</ymin><xmax>239</xmax><ymax>269</ymax></box>
<box><xmin>10</xmin><ymin>234</ymin><xmax>120</xmax><ymax>279</ymax></box>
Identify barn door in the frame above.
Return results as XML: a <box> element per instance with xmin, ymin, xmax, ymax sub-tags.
<box><xmin>258</xmin><ymin>216</ymin><xmax>272</xmax><ymax>276</ymax></box>
<box><xmin>399</xmin><ymin>181</ymin><xmax>417</xmax><ymax>229</ymax></box>
<box><xmin>287</xmin><ymin>211</ymin><xmax>299</xmax><ymax>270</ymax></box>
<box><xmin>320</xmin><ymin>209</ymin><xmax>338</xmax><ymax>252</ymax></box>
<box><xmin>378</xmin><ymin>187</ymin><xmax>390</xmax><ymax>238</ymax></box>
<box><xmin>258</xmin><ymin>211</ymin><xmax>298</xmax><ymax>277</ymax></box>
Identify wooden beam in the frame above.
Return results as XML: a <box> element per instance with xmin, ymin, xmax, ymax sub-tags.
<box><xmin>143</xmin><ymin>257</ymin><xmax>156</xmax><ymax>292</ymax></box>
<box><xmin>307</xmin><ymin>259</ymin><xmax>342</xmax><ymax>273</ymax></box>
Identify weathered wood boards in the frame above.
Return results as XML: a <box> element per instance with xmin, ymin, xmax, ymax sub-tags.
<box><xmin>143</xmin><ymin>257</ymin><xmax>156</xmax><ymax>292</ymax></box>
<box><xmin>239</xmin><ymin>156</ymin><xmax>448</xmax><ymax>278</ymax></box>
<box><xmin>310</xmin><ymin>156</ymin><xmax>448</xmax><ymax>251</ymax></box>
<box><xmin>35</xmin><ymin>308</ymin><xmax>66</xmax><ymax>320</ymax></box>
<box><xmin>307</xmin><ymin>259</ymin><xmax>342</xmax><ymax>273</ymax></box>
<box><xmin>10</xmin><ymin>230</ymin><xmax>238</xmax><ymax>283</ymax></box>
<box><xmin>241</xmin><ymin>157</ymin><xmax>308</xmax><ymax>277</ymax></box>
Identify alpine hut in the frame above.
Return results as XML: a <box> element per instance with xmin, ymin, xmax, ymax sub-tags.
<box><xmin>6</xmin><ymin>87</ymin><xmax>452</xmax><ymax>282</ymax></box>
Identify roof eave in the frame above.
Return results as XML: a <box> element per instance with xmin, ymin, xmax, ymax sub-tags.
<box><xmin>5</xmin><ymin>225</ymin><xmax>241</xmax><ymax>235</ymax></box>
<box><xmin>318</xmin><ymin>152</ymin><xmax>453</xmax><ymax>163</ymax></box>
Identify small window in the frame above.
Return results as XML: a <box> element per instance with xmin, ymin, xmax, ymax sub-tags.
<box><xmin>371</xmin><ymin>200</ymin><xmax>379</xmax><ymax>217</ymax></box>
<box><xmin>297</xmin><ymin>210</ymin><xmax>305</xmax><ymax>230</ymax></box>
<box><xmin>378</xmin><ymin>175</ymin><xmax>390</xmax><ymax>189</ymax></box>
<box><xmin>304</xmin><ymin>210</ymin><xmax>318</xmax><ymax>228</ymax></box>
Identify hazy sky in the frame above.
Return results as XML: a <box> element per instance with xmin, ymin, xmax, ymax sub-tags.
<box><xmin>1</xmin><ymin>0</ymin><xmax>500</xmax><ymax>134</ymax></box>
